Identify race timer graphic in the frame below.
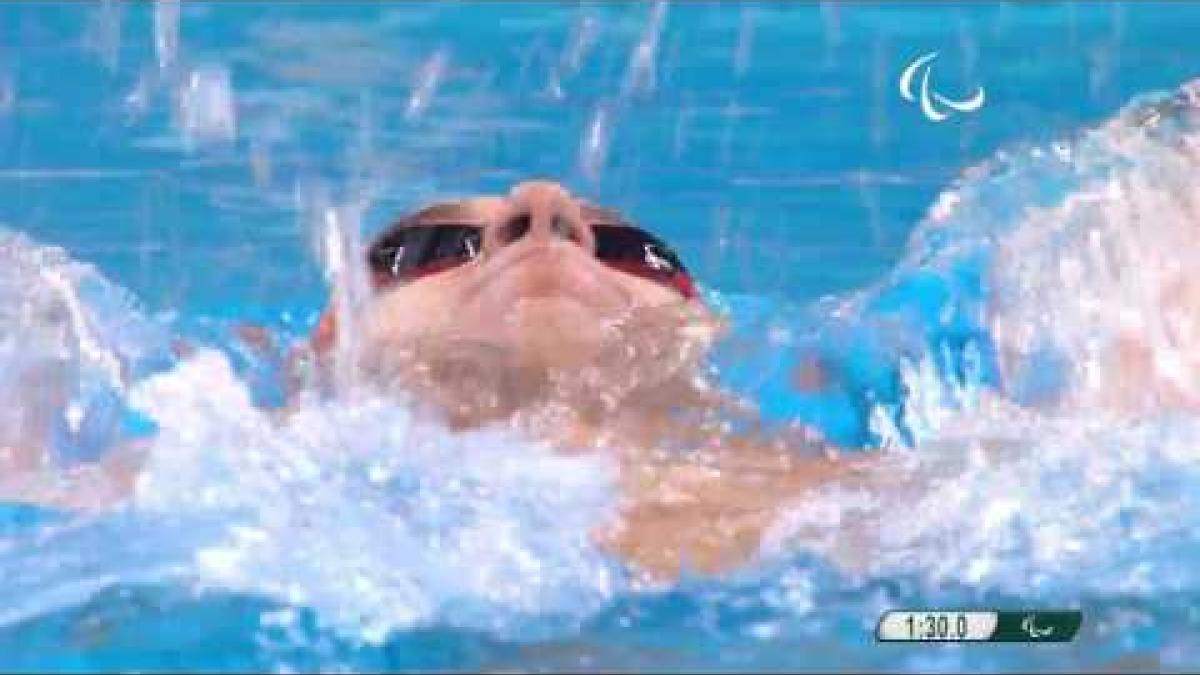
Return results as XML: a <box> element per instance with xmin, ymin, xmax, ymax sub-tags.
<box><xmin>877</xmin><ymin>610</ymin><xmax>1083</xmax><ymax>643</ymax></box>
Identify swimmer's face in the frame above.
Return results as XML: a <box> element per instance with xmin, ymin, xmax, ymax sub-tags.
<box><xmin>357</xmin><ymin>181</ymin><xmax>712</xmax><ymax>370</ymax></box>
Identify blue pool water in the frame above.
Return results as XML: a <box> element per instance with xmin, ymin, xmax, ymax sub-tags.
<box><xmin>4</xmin><ymin>1</ymin><xmax>1200</xmax><ymax>671</ymax></box>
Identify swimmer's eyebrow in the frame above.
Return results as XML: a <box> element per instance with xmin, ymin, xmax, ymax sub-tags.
<box><xmin>397</xmin><ymin>202</ymin><xmax>485</xmax><ymax>227</ymax></box>
<box><xmin>579</xmin><ymin>202</ymin><xmax>632</xmax><ymax>226</ymax></box>
<box><xmin>393</xmin><ymin>200</ymin><xmax>635</xmax><ymax>228</ymax></box>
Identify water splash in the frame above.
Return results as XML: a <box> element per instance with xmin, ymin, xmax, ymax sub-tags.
<box><xmin>36</xmin><ymin>267</ymin><xmax>126</xmax><ymax>398</ymax></box>
<box><xmin>295</xmin><ymin>182</ymin><xmax>373</xmax><ymax>395</ymax></box>
<box><xmin>0</xmin><ymin>232</ymin><xmax>621</xmax><ymax>646</ymax></box>
<box><xmin>882</xmin><ymin>79</ymin><xmax>1200</xmax><ymax>415</ymax></box>
<box><xmin>0</xmin><ymin>229</ymin><xmax>170</xmax><ymax>461</ymax></box>
<box><xmin>6</xmin><ymin>6</ymin><xmax>1200</xmax><ymax>666</ymax></box>
<box><xmin>126</xmin><ymin>349</ymin><xmax>621</xmax><ymax>643</ymax></box>
<box><xmin>755</xmin><ymin>78</ymin><xmax>1200</xmax><ymax>606</ymax></box>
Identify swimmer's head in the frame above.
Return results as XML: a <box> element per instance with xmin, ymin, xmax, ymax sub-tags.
<box><xmin>354</xmin><ymin>180</ymin><xmax>714</xmax><ymax>372</ymax></box>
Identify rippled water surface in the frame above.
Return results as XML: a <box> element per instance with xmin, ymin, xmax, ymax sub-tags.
<box><xmin>4</xmin><ymin>2</ymin><xmax>1200</xmax><ymax>671</ymax></box>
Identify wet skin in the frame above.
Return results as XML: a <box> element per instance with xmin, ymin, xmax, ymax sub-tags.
<box><xmin>310</xmin><ymin>180</ymin><xmax>876</xmax><ymax>580</ymax></box>
<box><xmin>9</xmin><ymin>178</ymin><xmax>1187</xmax><ymax>578</ymax></box>
<box><xmin>0</xmin><ymin>180</ymin><xmax>879</xmax><ymax>581</ymax></box>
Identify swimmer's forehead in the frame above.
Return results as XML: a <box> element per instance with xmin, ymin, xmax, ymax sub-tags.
<box><xmin>397</xmin><ymin>197</ymin><xmax>631</xmax><ymax>227</ymax></box>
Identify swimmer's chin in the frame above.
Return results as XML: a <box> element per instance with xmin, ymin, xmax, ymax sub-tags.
<box><xmin>504</xmin><ymin>295</ymin><xmax>614</xmax><ymax>327</ymax></box>
<box><xmin>499</xmin><ymin>297</ymin><xmax>615</xmax><ymax>367</ymax></box>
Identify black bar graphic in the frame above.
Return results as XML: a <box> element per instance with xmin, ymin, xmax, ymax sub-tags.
<box><xmin>991</xmin><ymin>611</ymin><xmax>1082</xmax><ymax>643</ymax></box>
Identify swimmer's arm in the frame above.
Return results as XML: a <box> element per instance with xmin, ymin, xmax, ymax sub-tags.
<box><xmin>0</xmin><ymin>443</ymin><xmax>144</xmax><ymax>512</ymax></box>
<box><xmin>274</xmin><ymin>308</ymin><xmax>336</xmax><ymax>399</ymax></box>
<box><xmin>599</xmin><ymin>440</ymin><xmax>881</xmax><ymax>581</ymax></box>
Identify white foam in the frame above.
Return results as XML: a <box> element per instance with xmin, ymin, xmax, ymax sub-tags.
<box><xmin>763</xmin><ymin>79</ymin><xmax>1200</xmax><ymax>600</ymax></box>
<box><xmin>127</xmin><ymin>350</ymin><xmax>622</xmax><ymax>642</ymax></box>
<box><xmin>9</xmin><ymin>79</ymin><xmax>1200</xmax><ymax>646</ymax></box>
<box><xmin>0</xmin><ymin>228</ymin><xmax>169</xmax><ymax>458</ymax></box>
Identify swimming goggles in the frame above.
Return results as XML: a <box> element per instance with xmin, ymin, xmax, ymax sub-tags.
<box><xmin>366</xmin><ymin>220</ymin><xmax>697</xmax><ymax>299</ymax></box>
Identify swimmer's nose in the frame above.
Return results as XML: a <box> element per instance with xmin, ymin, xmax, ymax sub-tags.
<box><xmin>483</xmin><ymin>181</ymin><xmax>596</xmax><ymax>255</ymax></box>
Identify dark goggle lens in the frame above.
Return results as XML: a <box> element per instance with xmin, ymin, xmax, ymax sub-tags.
<box><xmin>367</xmin><ymin>225</ymin><xmax>481</xmax><ymax>282</ymax></box>
<box><xmin>592</xmin><ymin>224</ymin><xmax>697</xmax><ymax>298</ymax></box>
<box><xmin>366</xmin><ymin>222</ymin><xmax>695</xmax><ymax>298</ymax></box>
<box><xmin>592</xmin><ymin>224</ymin><xmax>688</xmax><ymax>277</ymax></box>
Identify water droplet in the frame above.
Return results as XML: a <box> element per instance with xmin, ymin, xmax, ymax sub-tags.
<box><xmin>733</xmin><ymin>7</ymin><xmax>755</xmax><ymax>78</ymax></box>
<box><xmin>622</xmin><ymin>1</ymin><xmax>669</xmax><ymax>99</ymax></box>
<box><xmin>154</xmin><ymin>0</ymin><xmax>180</xmax><ymax>73</ymax></box>
<box><xmin>579</xmin><ymin>104</ymin><xmax>612</xmax><ymax>181</ymax></box>
<box><xmin>175</xmin><ymin>64</ymin><xmax>237</xmax><ymax>151</ymax></box>
<box><xmin>83</xmin><ymin>0</ymin><xmax>123</xmax><ymax>73</ymax></box>
<box><xmin>406</xmin><ymin>47</ymin><xmax>449</xmax><ymax>121</ymax></box>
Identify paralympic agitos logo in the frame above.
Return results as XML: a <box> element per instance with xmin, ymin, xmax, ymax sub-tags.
<box><xmin>899</xmin><ymin>51</ymin><xmax>986</xmax><ymax>122</ymax></box>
